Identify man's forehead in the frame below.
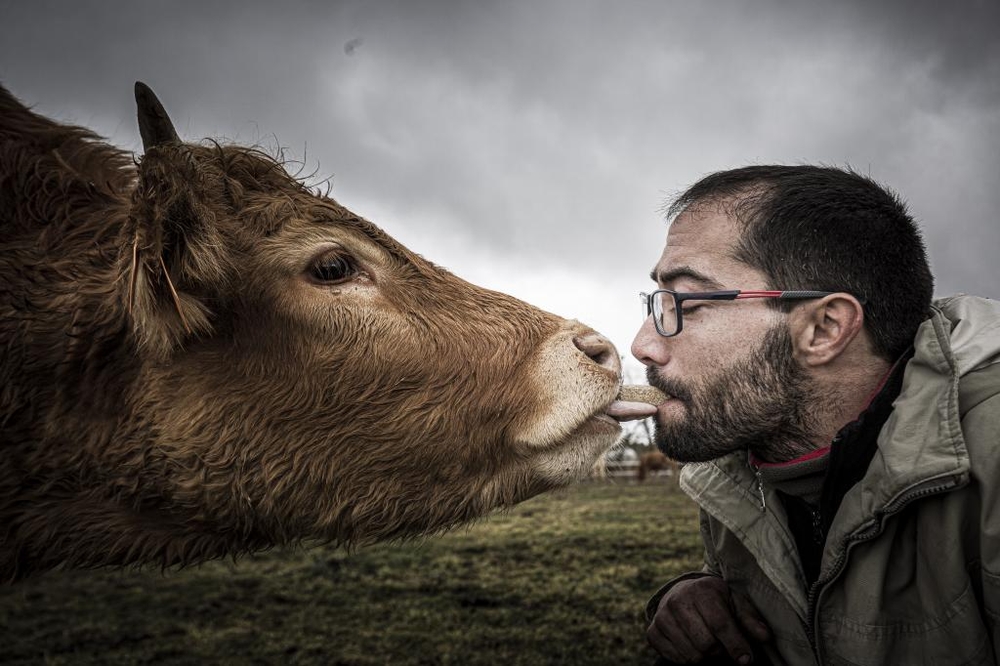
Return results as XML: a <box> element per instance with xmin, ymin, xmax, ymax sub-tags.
<box><xmin>651</xmin><ymin>206</ymin><xmax>744</xmax><ymax>286</ymax></box>
<box><xmin>668</xmin><ymin>204</ymin><xmax>741</xmax><ymax>249</ymax></box>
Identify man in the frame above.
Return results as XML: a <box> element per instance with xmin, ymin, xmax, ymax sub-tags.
<box><xmin>630</xmin><ymin>165</ymin><xmax>1000</xmax><ymax>665</ymax></box>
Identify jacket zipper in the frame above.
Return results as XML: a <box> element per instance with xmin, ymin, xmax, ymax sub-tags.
<box><xmin>750</xmin><ymin>459</ymin><xmax>766</xmax><ymax>512</ymax></box>
<box><xmin>804</xmin><ymin>476</ymin><xmax>963</xmax><ymax>664</ymax></box>
<box><xmin>809</xmin><ymin>507</ymin><xmax>824</xmax><ymax>547</ymax></box>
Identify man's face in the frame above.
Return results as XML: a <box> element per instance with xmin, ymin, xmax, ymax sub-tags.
<box><xmin>631</xmin><ymin>203</ymin><xmax>818</xmax><ymax>463</ymax></box>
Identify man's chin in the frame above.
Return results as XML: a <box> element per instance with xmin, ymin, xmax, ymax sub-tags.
<box><xmin>655</xmin><ymin>423</ymin><xmax>738</xmax><ymax>464</ymax></box>
<box><xmin>656</xmin><ymin>443</ymin><xmax>706</xmax><ymax>464</ymax></box>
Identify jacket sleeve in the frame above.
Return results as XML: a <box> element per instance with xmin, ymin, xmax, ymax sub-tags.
<box><xmin>645</xmin><ymin>507</ymin><xmax>724</xmax><ymax>622</ymax></box>
<box><xmin>963</xmin><ymin>386</ymin><xmax>1000</xmax><ymax>659</ymax></box>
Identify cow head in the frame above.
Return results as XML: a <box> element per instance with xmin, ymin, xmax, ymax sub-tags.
<box><xmin>105</xmin><ymin>83</ymin><xmax>622</xmax><ymax>557</ymax></box>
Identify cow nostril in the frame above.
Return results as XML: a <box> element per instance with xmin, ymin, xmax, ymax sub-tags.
<box><xmin>573</xmin><ymin>332</ymin><xmax>621</xmax><ymax>375</ymax></box>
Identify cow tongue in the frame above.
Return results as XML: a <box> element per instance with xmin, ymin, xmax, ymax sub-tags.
<box><xmin>605</xmin><ymin>384</ymin><xmax>670</xmax><ymax>422</ymax></box>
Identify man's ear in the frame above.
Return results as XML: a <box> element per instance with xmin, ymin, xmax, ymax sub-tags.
<box><xmin>789</xmin><ymin>294</ymin><xmax>866</xmax><ymax>367</ymax></box>
<box><xmin>119</xmin><ymin>83</ymin><xmax>228</xmax><ymax>360</ymax></box>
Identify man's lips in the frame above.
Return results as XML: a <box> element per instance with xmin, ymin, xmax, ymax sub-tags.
<box><xmin>605</xmin><ymin>385</ymin><xmax>671</xmax><ymax>422</ymax></box>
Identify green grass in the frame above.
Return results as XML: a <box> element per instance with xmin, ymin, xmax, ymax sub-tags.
<box><xmin>0</xmin><ymin>479</ymin><xmax>701</xmax><ymax>665</ymax></box>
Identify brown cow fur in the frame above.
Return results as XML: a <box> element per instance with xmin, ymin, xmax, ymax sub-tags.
<box><xmin>0</xmin><ymin>83</ymin><xmax>623</xmax><ymax>582</ymax></box>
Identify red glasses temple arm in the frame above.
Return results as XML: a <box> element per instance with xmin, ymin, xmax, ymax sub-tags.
<box><xmin>736</xmin><ymin>290</ymin><xmax>835</xmax><ymax>300</ymax></box>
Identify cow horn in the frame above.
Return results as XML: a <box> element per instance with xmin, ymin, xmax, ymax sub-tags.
<box><xmin>135</xmin><ymin>81</ymin><xmax>179</xmax><ymax>151</ymax></box>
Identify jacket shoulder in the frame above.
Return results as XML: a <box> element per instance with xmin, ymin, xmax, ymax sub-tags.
<box><xmin>933</xmin><ymin>295</ymin><xmax>1000</xmax><ymax>416</ymax></box>
<box><xmin>933</xmin><ymin>295</ymin><xmax>1000</xmax><ymax>374</ymax></box>
<box><xmin>960</xmin><ymin>361</ymin><xmax>1000</xmax><ymax>417</ymax></box>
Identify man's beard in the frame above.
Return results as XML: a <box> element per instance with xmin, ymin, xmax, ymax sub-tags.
<box><xmin>648</xmin><ymin>324</ymin><xmax>819</xmax><ymax>464</ymax></box>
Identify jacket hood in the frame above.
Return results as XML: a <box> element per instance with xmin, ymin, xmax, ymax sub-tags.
<box><xmin>935</xmin><ymin>295</ymin><xmax>1000</xmax><ymax>376</ymax></box>
<box><xmin>814</xmin><ymin>295</ymin><xmax>1000</xmax><ymax>571</ymax></box>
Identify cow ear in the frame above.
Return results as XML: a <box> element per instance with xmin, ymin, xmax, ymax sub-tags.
<box><xmin>122</xmin><ymin>83</ymin><xmax>220</xmax><ymax>360</ymax></box>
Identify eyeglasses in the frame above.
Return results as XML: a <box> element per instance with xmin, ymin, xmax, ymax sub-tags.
<box><xmin>640</xmin><ymin>289</ymin><xmax>845</xmax><ymax>337</ymax></box>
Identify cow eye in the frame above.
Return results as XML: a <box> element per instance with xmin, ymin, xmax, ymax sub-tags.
<box><xmin>309</xmin><ymin>251</ymin><xmax>359</xmax><ymax>284</ymax></box>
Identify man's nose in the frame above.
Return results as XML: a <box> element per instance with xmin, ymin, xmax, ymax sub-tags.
<box><xmin>631</xmin><ymin>315</ymin><xmax>671</xmax><ymax>367</ymax></box>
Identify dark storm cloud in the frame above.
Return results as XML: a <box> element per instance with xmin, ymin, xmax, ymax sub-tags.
<box><xmin>848</xmin><ymin>0</ymin><xmax>1000</xmax><ymax>102</ymax></box>
<box><xmin>1</xmin><ymin>0</ymin><xmax>997</xmax><ymax>353</ymax></box>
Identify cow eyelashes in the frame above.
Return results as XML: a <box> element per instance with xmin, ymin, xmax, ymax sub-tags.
<box><xmin>309</xmin><ymin>251</ymin><xmax>360</xmax><ymax>284</ymax></box>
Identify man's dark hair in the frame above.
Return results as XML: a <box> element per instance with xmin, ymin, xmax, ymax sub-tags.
<box><xmin>668</xmin><ymin>165</ymin><xmax>934</xmax><ymax>360</ymax></box>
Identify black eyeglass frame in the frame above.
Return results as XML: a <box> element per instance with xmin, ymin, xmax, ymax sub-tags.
<box><xmin>640</xmin><ymin>289</ymin><xmax>862</xmax><ymax>337</ymax></box>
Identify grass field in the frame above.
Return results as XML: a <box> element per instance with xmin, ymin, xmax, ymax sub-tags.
<box><xmin>0</xmin><ymin>478</ymin><xmax>702</xmax><ymax>665</ymax></box>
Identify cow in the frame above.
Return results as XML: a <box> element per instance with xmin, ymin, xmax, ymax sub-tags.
<box><xmin>637</xmin><ymin>451</ymin><xmax>680</xmax><ymax>482</ymax></box>
<box><xmin>0</xmin><ymin>82</ymin><xmax>625</xmax><ymax>582</ymax></box>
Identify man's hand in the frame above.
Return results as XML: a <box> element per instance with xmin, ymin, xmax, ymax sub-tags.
<box><xmin>647</xmin><ymin>576</ymin><xmax>772</xmax><ymax>664</ymax></box>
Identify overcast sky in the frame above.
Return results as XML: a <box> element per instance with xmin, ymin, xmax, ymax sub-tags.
<box><xmin>2</xmin><ymin>0</ymin><xmax>997</xmax><ymax>374</ymax></box>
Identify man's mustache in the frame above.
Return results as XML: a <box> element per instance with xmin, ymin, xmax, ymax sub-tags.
<box><xmin>645</xmin><ymin>367</ymin><xmax>693</xmax><ymax>403</ymax></box>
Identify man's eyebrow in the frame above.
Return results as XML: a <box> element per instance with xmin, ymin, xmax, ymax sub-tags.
<box><xmin>649</xmin><ymin>266</ymin><xmax>724</xmax><ymax>289</ymax></box>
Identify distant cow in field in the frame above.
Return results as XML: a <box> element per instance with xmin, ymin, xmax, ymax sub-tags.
<box><xmin>0</xmin><ymin>83</ymin><xmax>625</xmax><ymax>582</ymax></box>
<box><xmin>637</xmin><ymin>451</ymin><xmax>680</xmax><ymax>482</ymax></box>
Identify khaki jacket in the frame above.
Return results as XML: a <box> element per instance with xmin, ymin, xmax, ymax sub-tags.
<box><xmin>651</xmin><ymin>295</ymin><xmax>1000</xmax><ymax>665</ymax></box>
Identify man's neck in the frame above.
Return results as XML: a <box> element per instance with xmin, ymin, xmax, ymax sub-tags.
<box><xmin>750</xmin><ymin>353</ymin><xmax>893</xmax><ymax>464</ymax></box>
<box><xmin>810</xmin><ymin>355</ymin><xmax>893</xmax><ymax>451</ymax></box>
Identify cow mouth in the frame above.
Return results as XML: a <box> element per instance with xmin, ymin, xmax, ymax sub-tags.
<box><xmin>560</xmin><ymin>403</ymin><xmax>624</xmax><ymax>440</ymax></box>
<box><xmin>588</xmin><ymin>411</ymin><xmax>623</xmax><ymax>430</ymax></box>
